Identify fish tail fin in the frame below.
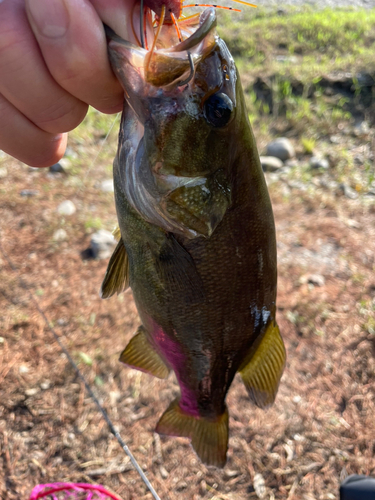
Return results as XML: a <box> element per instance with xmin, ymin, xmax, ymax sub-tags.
<box><xmin>156</xmin><ymin>399</ymin><xmax>228</xmax><ymax>468</ymax></box>
<box><xmin>239</xmin><ymin>319</ymin><xmax>286</xmax><ymax>409</ymax></box>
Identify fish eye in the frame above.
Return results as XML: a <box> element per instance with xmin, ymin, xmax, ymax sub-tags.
<box><xmin>203</xmin><ymin>92</ymin><xmax>233</xmax><ymax>128</ymax></box>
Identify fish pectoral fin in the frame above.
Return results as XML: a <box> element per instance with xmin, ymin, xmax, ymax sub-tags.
<box><xmin>156</xmin><ymin>399</ymin><xmax>228</xmax><ymax>468</ymax></box>
<box><xmin>120</xmin><ymin>326</ymin><xmax>170</xmax><ymax>379</ymax></box>
<box><xmin>100</xmin><ymin>238</ymin><xmax>129</xmax><ymax>299</ymax></box>
<box><xmin>155</xmin><ymin>233</ymin><xmax>205</xmax><ymax>304</ymax></box>
<box><xmin>239</xmin><ymin>320</ymin><xmax>286</xmax><ymax>409</ymax></box>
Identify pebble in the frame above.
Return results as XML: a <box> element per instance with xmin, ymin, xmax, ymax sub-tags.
<box><xmin>57</xmin><ymin>200</ymin><xmax>76</xmax><ymax>215</ymax></box>
<box><xmin>19</xmin><ymin>365</ymin><xmax>29</xmax><ymax>374</ymax></box>
<box><xmin>309</xmin><ymin>156</ymin><xmax>329</xmax><ymax>170</ymax></box>
<box><xmin>100</xmin><ymin>179</ymin><xmax>114</xmax><ymax>193</ymax></box>
<box><xmin>59</xmin><ymin>158</ymin><xmax>72</xmax><ymax>170</ymax></box>
<box><xmin>90</xmin><ymin>229</ymin><xmax>116</xmax><ymax>259</ymax></box>
<box><xmin>259</xmin><ymin>155</ymin><xmax>284</xmax><ymax>172</ymax></box>
<box><xmin>25</xmin><ymin>388</ymin><xmax>39</xmax><ymax>397</ymax></box>
<box><xmin>266</xmin><ymin>137</ymin><xmax>295</xmax><ymax>161</ymax></box>
<box><xmin>0</xmin><ymin>166</ymin><xmax>8</xmax><ymax>178</ymax></box>
<box><xmin>40</xmin><ymin>381</ymin><xmax>51</xmax><ymax>390</ymax></box>
<box><xmin>64</xmin><ymin>146</ymin><xmax>78</xmax><ymax>159</ymax></box>
<box><xmin>0</xmin><ymin>337</ymin><xmax>4</xmax><ymax>344</ymax></box>
<box><xmin>338</xmin><ymin>183</ymin><xmax>358</xmax><ymax>199</ymax></box>
<box><xmin>159</xmin><ymin>466</ymin><xmax>169</xmax><ymax>479</ymax></box>
<box><xmin>49</xmin><ymin>162</ymin><xmax>66</xmax><ymax>174</ymax></box>
<box><xmin>299</xmin><ymin>273</ymin><xmax>325</xmax><ymax>287</ymax></box>
<box><xmin>53</xmin><ymin>229</ymin><xmax>68</xmax><ymax>242</ymax></box>
<box><xmin>20</xmin><ymin>189</ymin><xmax>39</xmax><ymax>197</ymax></box>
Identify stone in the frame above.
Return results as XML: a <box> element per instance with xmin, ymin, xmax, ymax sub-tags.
<box><xmin>309</xmin><ymin>156</ymin><xmax>329</xmax><ymax>170</ymax></box>
<box><xmin>40</xmin><ymin>381</ymin><xmax>51</xmax><ymax>390</ymax></box>
<box><xmin>259</xmin><ymin>156</ymin><xmax>283</xmax><ymax>172</ymax></box>
<box><xmin>25</xmin><ymin>388</ymin><xmax>39</xmax><ymax>396</ymax></box>
<box><xmin>64</xmin><ymin>146</ymin><xmax>78</xmax><ymax>159</ymax></box>
<box><xmin>20</xmin><ymin>189</ymin><xmax>39</xmax><ymax>197</ymax></box>
<box><xmin>57</xmin><ymin>200</ymin><xmax>76</xmax><ymax>215</ymax></box>
<box><xmin>0</xmin><ymin>166</ymin><xmax>8</xmax><ymax>178</ymax></box>
<box><xmin>53</xmin><ymin>229</ymin><xmax>68</xmax><ymax>242</ymax></box>
<box><xmin>100</xmin><ymin>179</ymin><xmax>114</xmax><ymax>193</ymax></box>
<box><xmin>49</xmin><ymin>162</ymin><xmax>66</xmax><ymax>174</ymax></box>
<box><xmin>90</xmin><ymin>229</ymin><xmax>116</xmax><ymax>259</ymax></box>
<box><xmin>266</xmin><ymin>138</ymin><xmax>295</xmax><ymax>161</ymax></box>
<box><xmin>338</xmin><ymin>183</ymin><xmax>358</xmax><ymax>200</ymax></box>
<box><xmin>58</xmin><ymin>158</ymin><xmax>72</xmax><ymax>169</ymax></box>
<box><xmin>299</xmin><ymin>273</ymin><xmax>325</xmax><ymax>287</ymax></box>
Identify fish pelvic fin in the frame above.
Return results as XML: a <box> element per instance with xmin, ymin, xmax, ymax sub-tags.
<box><xmin>100</xmin><ymin>237</ymin><xmax>129</xmax><ymax>299</ymax></box>
<box><xmin>112</xmin><ymin>225</ymin><xmax>121</xmax><ymax>241</ymax></box>
<box><xmin>239</xmin><ymin>320</ymin><xmax>286</xmax><ymax>409</ymax></box>
<box><xmin>156</xmin><ymin>399</ymin><xmax>229</xmax><ymax>468</ymax></box>
<box><xmin>120</xmin><ymin>326</ymin><xmax>170</xmax><ymax>379</ymax></box>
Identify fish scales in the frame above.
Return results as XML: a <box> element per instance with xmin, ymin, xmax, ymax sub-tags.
<box><xmin>102</xmin><ymin>7</ymin><xmax>286</xmax><ymax>467</ymax></box>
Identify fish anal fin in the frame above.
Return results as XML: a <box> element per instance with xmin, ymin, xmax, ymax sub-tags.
<box><xmin>100</xmin><ymin>238</ymin><xmax>129</xmax><ymax>299</ymax></box>
<box><xmin>120</xmin><ymin>326</ymin><xmax>170</xmax><ymax>379</ymax></box>
<box><xmin>239</xmin><ymin>320</ymin><xmax>286</xmax><ymax>409</ymax></box>
<box><xmin>156</xmin><ymin>399</ymin><xmax>228</xmax><ymax>468</ymax></box>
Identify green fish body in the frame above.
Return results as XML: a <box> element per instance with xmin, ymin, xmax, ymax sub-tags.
<box><xmin>103</xmin><ymin>9</ymin><xmax>286</xmax><ymax>467</ymax></box>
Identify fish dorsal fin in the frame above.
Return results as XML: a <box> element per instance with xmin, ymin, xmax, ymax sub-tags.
<box><xmin>239</xmin><ymin>320</ymin><xmax>286</xmax><ymax>409</ymax></box>
<box><xmin>100</xmin><ymin>237</ymin><xmax>129</xmax><ymax>299</ymax></box>
<box><xmin>156</xmin><ymin>398</ymin><xmax>229</xmax><ymax>468</ymax></box>
<box><xmin>120</xmin><ymin>326</ymin><xmax>170</xmax><ymax>379</ymax></box>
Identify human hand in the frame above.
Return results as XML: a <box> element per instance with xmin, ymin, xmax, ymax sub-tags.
<box><xmin>0</xmin><ymin>0</ymin><xmax>136</xmax><ymax>167</ymax></box>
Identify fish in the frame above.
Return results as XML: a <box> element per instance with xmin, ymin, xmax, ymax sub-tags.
<box><xmin>102</xmin><ymin>6</ymin><xmax>286</xmax><ymax>467</ymax></box>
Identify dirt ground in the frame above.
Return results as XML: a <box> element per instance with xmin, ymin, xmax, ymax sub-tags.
<box><xmin>0</xmin><ymin>125</ymin><xmax>375</xmax><ymax>500</ymax></box>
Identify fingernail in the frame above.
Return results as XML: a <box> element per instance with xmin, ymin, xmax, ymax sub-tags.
<box><xmin>28</xmin><ymin>0</ymin><xmax>69</xmax><ymax>38</ymax></box>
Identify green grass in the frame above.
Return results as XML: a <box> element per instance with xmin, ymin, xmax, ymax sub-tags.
<box><xmin>218</xmin><ymin>8</ymin><xmax>375</xmax><ymax>78</ymax></box>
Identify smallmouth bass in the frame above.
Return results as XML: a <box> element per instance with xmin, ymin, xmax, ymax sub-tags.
<box><xmin>102</xmin><ymin>8</ymin><xmax>286</xmax><ymax>467</ymax></box>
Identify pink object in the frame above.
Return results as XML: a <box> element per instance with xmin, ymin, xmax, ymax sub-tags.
<box><xmin>29</xmin><ymin>483</ymin><xmax>124</xmax><ymax>500</ymax></box>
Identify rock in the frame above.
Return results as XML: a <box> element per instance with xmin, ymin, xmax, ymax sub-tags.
<box><xmin>20</xmin><ymin>189</ymin><xmax>39</xmax><ymax>197</ymax></box>
<box><xmin>338</xmin><ymin>183</ymin><xmax>358</xmax><ymax>199</ymax></box>
<box><xmin>25</xmin><ymin>388</ymin><xmax>39</xmax><ymax>397</ymax></box>
<box><xmin>266</xmin><ymin>138</ymin><xmax>295</xmax><ymax>161</ymax></box>
<box><xmin>329</xmin><ymin>135</ymin><xmax>341</xmax><ymax>144</ymax></box>
<box><xmin>309</xmin><ymin>156</ymin><xmax>329</xmax><ymax>170</ymax></box>
<box><xmin>59</xmin><ymin>158</ymin><xmax>72</xmax><ymax>170</ymax></box>
<box><xmin>299</xmin><ymin>273</ymin><xmax>325</xmax><ymax>287</ymax></box>
<box><xmin>57</xmin><ymin>200</ymin><xmax>76</xmax><ymax>215</ymax></box>
<box><xmin>159</xmin><ymin>466</ymin><xmax>169</xmax><ymax>479</ymax></box>
<box><xmin>275</xmin><ymin>55</ymin><xmax>298</xmax><ymax>64</ymax></box>
<box><xmin>260</xmin><ymin>156</ymin><xmax>283</xmax><ymax>172</ymax></box>
<box><xmin>53</xmin><ymin>229</ymin><xmax>68</xmax><ymax>242</ymax></box>
<box><xmin>40</xmin><ymin>381</ymin><xmax>51</xmax><ymax>390</ymax></box>
<box><xmin>90</xmin><ymin>229</ymin><xmax>116</xmax><ymax>259</ymax></box>
<box><xmin>64</xmin><ymin>146</ymin><xmax>78</xmax><ymax>159</ymax></box>
<box><xmin>100</xmin><ymin>179</ymin><xmax>114</xmax><ymax>193</ymax></box>
<box><xmin>19</xmin><ymin>365</ymin><xmax>29</xmax><ymax>374</ymax></box>
<box><xmin>0</xmin><ymin>166</ymin><xmax>8</xmax><ymax>178</ymax></box>
<box><xmin>353</xmin><ymin>120</ymin><xmax>370</xmax><ymax>137</ymax></box>
<box><xmin>49</xmin><ymin>162</ymin><xmax>66</xmax><ymax>174</ymax></box>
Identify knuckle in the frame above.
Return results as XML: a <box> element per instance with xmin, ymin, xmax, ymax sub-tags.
<box><xmin>36</xmin><ymin>98</ymin><xmax>88</xmax><ymax>134</ymax></box>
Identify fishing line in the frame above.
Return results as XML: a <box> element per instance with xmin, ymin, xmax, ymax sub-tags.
<box><xmin>0</xmin><ymin>239</ymin><xmax>162</xmax><ymax>500</ymax></box>
<box><xmin>74</xmin><ymin>112</ymin><xmax>120</xmax><ymax>198</ymax></box>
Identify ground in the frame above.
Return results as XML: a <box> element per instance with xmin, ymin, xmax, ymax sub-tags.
<box><xmin>1</xmin><ymin>7</ymin><xmax>375</xmax><ymax>500</ymax></box>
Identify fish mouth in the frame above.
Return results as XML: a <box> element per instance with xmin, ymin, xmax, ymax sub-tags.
<box><xmin>105</xmin><ymin>7</ymin><xmax>217</xmax><ymax>88</ymax></box>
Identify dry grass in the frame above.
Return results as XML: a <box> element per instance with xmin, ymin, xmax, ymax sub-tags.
<box><xmin>1</xmin><ymin>122</ymin><xmax>374</xmax><ymax>499</ymax></box>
